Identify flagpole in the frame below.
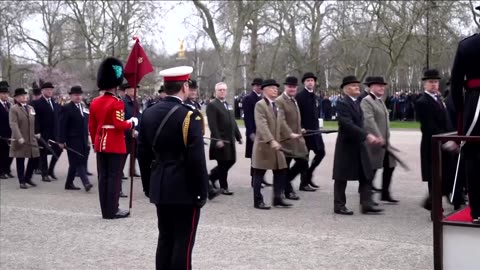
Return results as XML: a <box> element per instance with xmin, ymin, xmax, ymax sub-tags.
<box><xmin>129</xmin><ymin>37</ymin><xmax>139</xmax><ymax>212</ymax></box>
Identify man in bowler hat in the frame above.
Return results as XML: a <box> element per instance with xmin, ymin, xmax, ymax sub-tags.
<box><xmin>295</xmin><ymin>72</ymin><xmax>324</xmax><ymax>191</ymax></box>
<box><xmin>332</xmin><ymin>76</ymin><xmax>384</xmax><ymax>215</ymax></box>
<box><xmin>0</xmin><ymin>81</ymin><xmax>14</xmax><ymax>179</ymax></box>
<box><xmin>58</xmin><ymin>86</ymin><xmax>93</xmax><ymax>192</ymax></box>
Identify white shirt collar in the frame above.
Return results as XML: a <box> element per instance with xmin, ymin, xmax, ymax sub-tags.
<box><xmin>305</xmin><ymin>87</ymin><xmax>314</xmax><ymax>93</ymax></box>
<box><xmin>265</xmin><ymin>96</ymin><xmax>275</xmax><ymax>104</ymax></box>
<box><xmin>348</xmin><ymin>95</ymin><xmax>357</xmax><ymax>102</ymax></box>
<box><xmin>253</xmin><ymin>90</ymin><xmax>262</xmax><ymax>97</ymax></box>
<box><xmin>424</xmin><ymin>90</ymin><xmax>438</xmax><ymax>100</ymax></box>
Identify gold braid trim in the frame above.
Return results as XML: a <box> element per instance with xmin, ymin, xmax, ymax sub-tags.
<box><xmin>183</xmin><ymin>111</ymin><xmax>193</xmax><ymax>146</ymax></box>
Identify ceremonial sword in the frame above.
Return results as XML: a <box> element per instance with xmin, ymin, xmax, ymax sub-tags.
<box><xmin>48</xmin><ymin>139</ymin><xmax>85</xmax><ymax>158</ymax></box>
<box><xmin>36</xmin><ymin>136</ymin><xmax>59</xmax><ymax>159</ymax></box>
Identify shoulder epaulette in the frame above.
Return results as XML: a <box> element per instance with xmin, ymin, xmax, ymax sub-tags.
<box><xmin>182</xmin><ymin>111</ymin><xmax>193</xmax><ymax>146</ymax></box>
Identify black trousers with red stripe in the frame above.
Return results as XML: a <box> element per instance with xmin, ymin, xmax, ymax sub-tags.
<box><xmin>156</xmin><ymin>205</ymin><xmax>200</xmax><ymax>270</ymax></box>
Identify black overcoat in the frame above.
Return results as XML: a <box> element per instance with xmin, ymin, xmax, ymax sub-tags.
<box><xmin>58</xmin><ymin>102</ymin><xmax>89</xmax><ymax>166</ymax></box>
<box><xmin>31</xmin><ymin>96</ymin><xmax>61</xmax><ymax>154</ymax></box>
<box><xmin>295</xmin><ymin>88</ymin><xmax>325</xmax><ymax>152</ymax></box>
<box><xmin>242</xmin><ymin>91</ymin><xmax>261</xmax><ymax>158</ymax></box>
<box><xmin>332</xmin><ymin>96</ymin><xmax>373</xmax><ymax>181</ymax></box>
<box><xmin>206</xmin><ymin>98</ymin><xmax>241</xmax><ymax>161</ymax></box>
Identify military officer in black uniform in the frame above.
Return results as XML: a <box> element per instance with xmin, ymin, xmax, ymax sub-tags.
<box><xmin>58</xmin><ymin>86</ymin><xmax>93</xmax><ymax>192</ymax></box>
<box><xmin>451</xmin><ymin>7</ymin><xmax>480</xmax><ymax>223</ymax></box>
<box><xmin>137</xmin><ymin>66</ymin><xmax>208</xmax><ymax>270</ymax></box>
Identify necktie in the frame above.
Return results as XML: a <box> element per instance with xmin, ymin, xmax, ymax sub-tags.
<box><xmin>47</xmin><ymin>98</ymin><xmax>53</xmax><ymax>110</ymax></box>
<box><xmin>77</xmin><ymin>103</ymin><xmax>84</xmax><ymax>117</ymax></box>
<box><xmin>223</xmin><ymin>101</ymin><xmax>228</xmax><ymax>110</ymax></box>
<box><xmin>435</xmin><ymin>95</ymin><xmax>444</xmax><ymax>109</ymax></box>
<box><xmin>23</xmin><ymin>105</ymin><xmax>28</xmax><ymax>113</ymax></box>
<box><xmin>271</xmin><ymin>101</ymin><xmax>277</xmax><ymax>117</ymax></box>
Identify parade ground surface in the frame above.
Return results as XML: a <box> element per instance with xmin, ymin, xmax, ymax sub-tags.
<box><xmin>1</xmin><ymin>128</ymin><xmax>442</xmax><ymax>270</ymax></box>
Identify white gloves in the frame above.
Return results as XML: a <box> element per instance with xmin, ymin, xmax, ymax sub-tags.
<box><xmin>442</xmin><ymin>141</ymin><xmax>458</xmax><ymax>152</ymax></box>
<box><xmin>18</xmin><ymin>138</ymin><xmax>25</xmax><ymax>144</ymax></box>
<box><xmin>127</xmin><ymin>117</ymin><xmax>139</xmax><ymax>127</ymax></box>
<box><xmin>132</xmin><ymin>130</ymin><xmax>139</xmax><ymax>138</ymax></box>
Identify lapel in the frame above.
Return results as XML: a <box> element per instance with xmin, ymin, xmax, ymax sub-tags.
<box><xmin>424</xmin><ymin>93</ymin><xmax>444</xmax><ymax>111</ymax></box>
<box><xmin>215</xmin><ymin>98</ymin><xmax>229</xmax><ymax>114</ymax></box>
<box><xmin>262</xmin><ymin>98</ymin><xmax>276</xmax><ymax>120</ymax></box>
<box><xmin>72</xmin><ymin>102</ymin><xmax>84</xmax><ymax>118</ymax></box>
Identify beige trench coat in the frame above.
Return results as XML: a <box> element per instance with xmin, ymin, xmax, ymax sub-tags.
<box><xmin>9</xmin><ymin>104</ymin><xmax>40</xmax><ymax>158</ymax></box>
<box><xmin>275</xmin><ymin>93</ymin><xmax>308</xmax><ymax>158</ymax></box>
<box><xmin>252</xmin><ymin>98</ymin><xmax>289</xmax><ymax>170</ymax></box>
<box><xmin>360</xmin><ymin>94</ymin><xmax>396</xmax><ymax>169</ymax></box>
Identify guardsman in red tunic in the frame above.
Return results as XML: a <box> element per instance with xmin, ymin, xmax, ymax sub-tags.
<box><xmin>88</xmin><ymin>57</ymin><xmax>138</xmax><ymax>219</ymax></box>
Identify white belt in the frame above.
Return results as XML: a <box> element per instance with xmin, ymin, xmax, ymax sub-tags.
<box><xmin>102</xmin><ymin>125</ymin><xmax>114</xmax><ymax>129</ymax></box>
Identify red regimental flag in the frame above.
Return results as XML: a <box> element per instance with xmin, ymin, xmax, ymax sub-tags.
<box><xmin>124</xmin><ymin>37</ymin><xmax>154</xmax><ymax>87</ymax></box>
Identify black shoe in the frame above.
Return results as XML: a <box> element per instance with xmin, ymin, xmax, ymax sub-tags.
<box><xmin>309</xmin><ymin>182</ymin><xmax>319</xmax><ymax>189</ymax></box>
<box><xmin>381</xmin><ymin>195</ymin><xmax>399</xmax><ymax>204</ymax></box>
<box><xmin>473</xmin><ymin>218</ymin><xmax>480</xmax><ymax>225</ymax></box>
<box><xmin>361</xmin><ymin>205</ymin><xmax>384</xmax><ymax>214</ymax></box>
<box><xmin>7</xmin><ymin>173</ymin><xmax>14</xmax><ymax>178</ymax></box>
<box><xmin>85</xmin><ymin>183</ymin><xmax>93</xmax><ymax>192</ymax></box>
<box><xmin>221</xmin><ymin>189</ymin><xmax>234</xmax><ymax>196</ymax></box>
<box><xmin>48</xmin><ymin>173</ymin><xmax>58</xmax><ymax>181</ymax></box>
<box><xmin>299</xmin><ymin>185</ymin><xmax>316</xmax><ymax>192</ymax></box>
<box><xmin>122</xmin><ymin>176</ymin><xmax>128</xmax><ymax>180</ymax></box>
<box><xmin>254</xmin><ymin>202</ymin><xmax>271</xmax><ymax>210</ymax></box>
<box><xmin>26</xmin><ymin>180</ymin><xmax>37</xmax><ymax>187</ymax></box>
<box><xmin>208</xmin><ymin>188</ymin><xmax>221</xmax><ymax>200</ymax></box>
<box><xmin>86</xmin><ymin>171</ymin><xmax>93</xmax><ymax>176</ymax></box>
<box><xmin>119</xmin><ymin>191</ymin><xmax>128</xmax><ymax>198</ymax></box>
<box><xmin>334</xmin><ymin>207</ymin><xmax>354</xmax><ymax>215</ymax></box>
<box><xmin>422</xmin><ymin>196</ymin><xmax>432</xmax><ymax>211</ymax></box>
<box><xmin>262</xmin><ymin>180</ymin><xmax>273</xmax><ymax>187</ymax></box>
<box><xmin>285</xmin><ymin>192</ymin><xmax>300</xmax><ymax>200</ymax></box>
<box><xmin>372</xmin><ymin>186</ymin><xmax>382</xmax><ymax>192</ymax></box>
<box><xmin>133</xmin><ymin>173</ymin><xmax>141</xmax><ymax>177</ymax></box>
<box><xmin>20</xmin><ymin>183</ymin><xmax>28</xmax><ymax>189</ymax></box>
<box><xmin>273</xmin><ymin>198</ymin><xmax>292</xmax><ymax>207</ymax></box>
<box><xmin>34</xmin><ymin>169</ymin><xmax>41</xmax><ymax>175</ymax></box>
<box><xmin>113</xmin><ymin>209</ymin><xmax>130</xmax><ymax>219</ymax></box>
<box><xmin>65</xmin><ymin>185</ymin><xmax>81</xmax><ymax>190</ymax></box>
<box><xmin>0</xmin><ymin>174</ymin><xmax>7</xmax><ymax>179</ymax></box>
<box><xmin>42</xmin><ymin>176</ymin><xmax>51</xmax><ymax>182</ymax></box>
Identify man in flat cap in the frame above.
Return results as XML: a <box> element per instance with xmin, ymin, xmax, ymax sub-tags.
<box><xmin>30</xmin><ymin>82</ymin><xmax>63</xmax><ymax>182</ymax></box>
<box><xmin>89</xmin><ymin>57</ymin><xmax>138</xmax><ymax>219</ymax></box>
<box><xmin>137</xmin><ymin>66</ymin><xmax>208</xmax><ymax>269</ymax></box>
<box><xmin>58</xmin><ymin>86</ymin><xmax>93</xmax><ymax>192</ymax></box>
<box><xmin>295</xmin><ymin>72</ymin><xmax>324</xmax><ymax>191</ymax></box>
<box><xmin>450</xmin><ymin>14</ymin><xmax>480</xmax><ymax>222</ymax></box>
<box><xmin>0</xmin><ymin>81</ymin><xmax>14</xmax><ymax>179</ymax></box>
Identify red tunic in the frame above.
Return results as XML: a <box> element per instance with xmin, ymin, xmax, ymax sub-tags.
<box><xmin>88</xmin><ymin>92</ymin><xmax>133</xmax><ymax>154</ymax></box>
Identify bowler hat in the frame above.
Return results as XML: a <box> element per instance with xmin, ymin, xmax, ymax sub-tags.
<box><xmin>364</xmin><ymin>76</ymin><xmax>387</xmax><ymax>86</ymax></box>
<box><xmin>69</xmin><ymin>86</ymin><xmax>83</xmax><ymax>95</ymax></box>
<box><xmin>32</xmin><ymin>88</ymin><xmax>41</xmax><ymax>96</ymax></box>
<box><xmin>301</xmin><ymin>72</ymin><xmax>317</xmax><ymax>83</ymax></box>
<box><xmin>422</xmin><ymin>69</ymin><xmax>441</xmax><ymax>81</ymax></box>
<box><xmin>251</xmin><ymin>78</ymin><xmax>263</xmax><ymax>86</ymax></box>
<box><xmin>189</xmin><ymin>79</ymin><xmax>198</xmax><ymax>89</ymax></box>
<box><xmin>41</xmin><ymin>82</ymin><xmax>54</xmax><ymax>89</ymax></box>
<box><xmin>97</xmin><ymin>57</ymin><xmax>124</xmax><ymax>90</ymax></box>
<box><xmin>0</xmin><ymin>81</ymin><xmax>10</xmax><ymax>92</ymax></box>
<box><xmin>261</xmin><ymin>79</ymin><xmax>280</xmax><ymax>89</ymax></box>
<box><xmin>340</xmin><ymin>75</ymin><xmax>360</xmax><ymax>88</ymax></box>
<box><xmin>283</xmin><ymin>76</ymin><xmax>298</xmax><ymax>86</ymax></box>
<box><xmin>14</xmin><ymin>88</ymin><xmax>27</xmax><ymax>97</ymax></box>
